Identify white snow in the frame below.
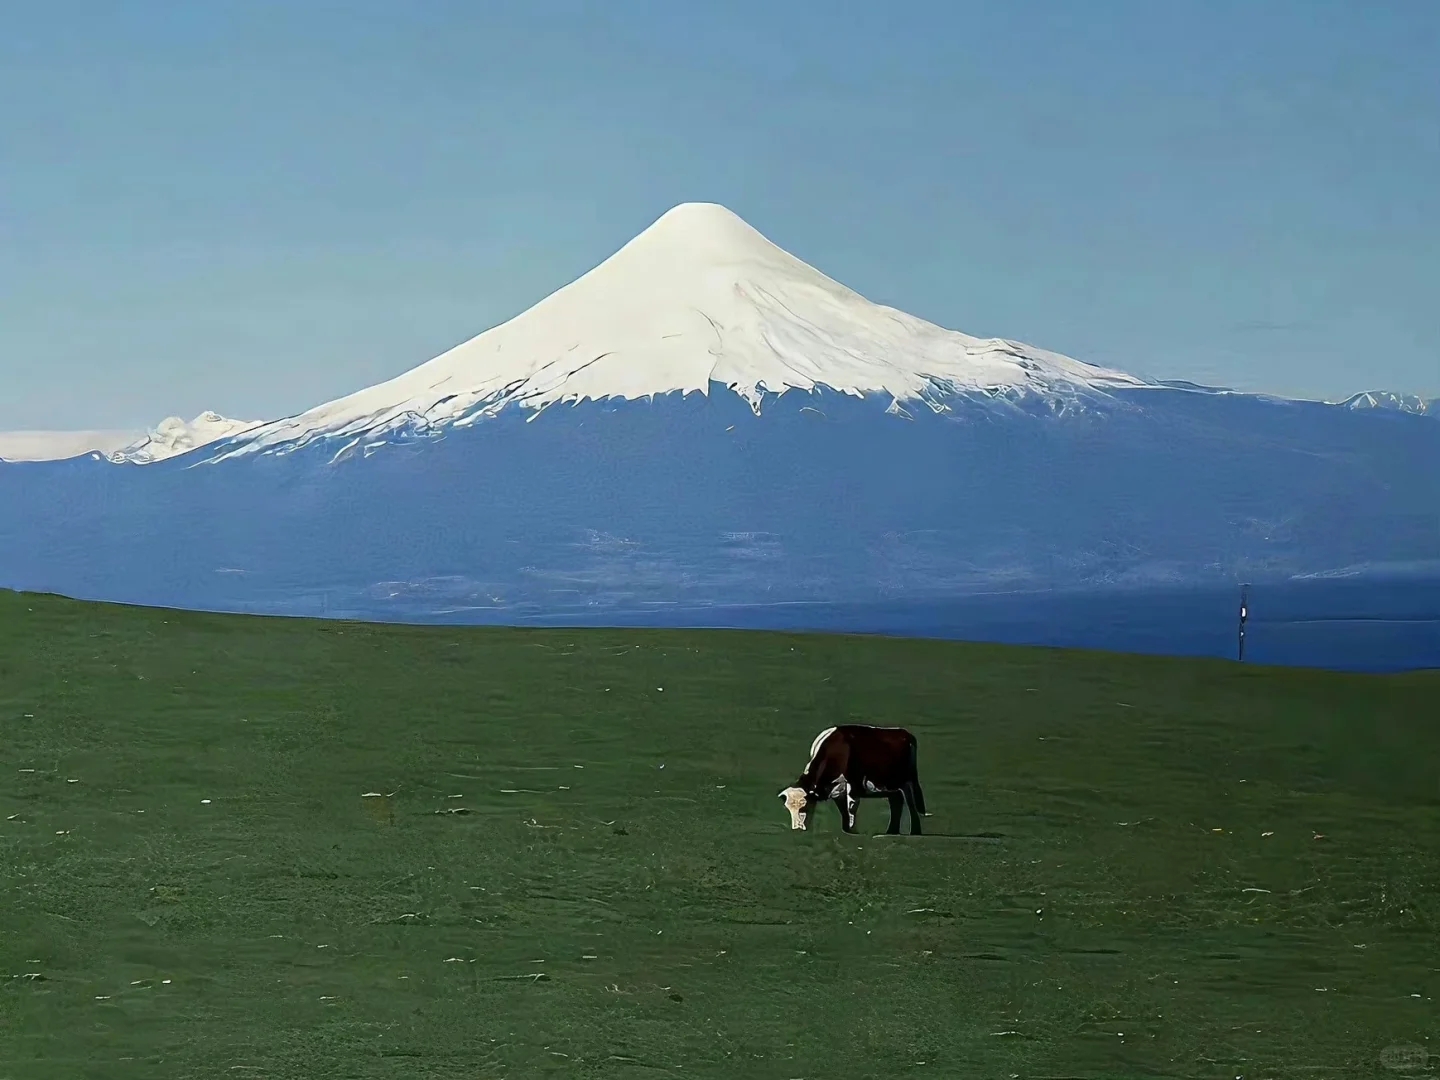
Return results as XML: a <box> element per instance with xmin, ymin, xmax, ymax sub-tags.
<box><xmin>0</xmin><ymin>429</ymin><xmax>142</xmax><ymax>463</ymax></box>
<box><xmin>208</xmin><ymin>202</ymin><xmax>1150</xmax><ymax>462</ymax></box>
<box><xmin>105</xmin><ymin>411</ymin><xmax>261</xmax><ymax>464</ymax></box>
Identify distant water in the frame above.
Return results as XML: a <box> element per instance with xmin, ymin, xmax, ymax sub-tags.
<box><xmin>457</xmin><ymin>576</ymin><xmax>1439</xmax><ymax>673</ymax></box>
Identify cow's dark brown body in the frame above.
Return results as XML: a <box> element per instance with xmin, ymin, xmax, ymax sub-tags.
<box><xmin>783</xmin><ymin>724</ymin><xmax>928</xmax><ymax>834</ymax></box>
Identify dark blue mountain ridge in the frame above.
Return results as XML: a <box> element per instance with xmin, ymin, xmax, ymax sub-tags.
<box><xmin>2</xmin><ymin>381</ymin><xmax>1435</xmax><ymax>618</ymax></box>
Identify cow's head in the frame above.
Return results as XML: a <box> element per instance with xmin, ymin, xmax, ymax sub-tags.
<box><xmin>778</xmin><ymin>786</ymin><xmax>812</xmax><ymax>830</ymax></box>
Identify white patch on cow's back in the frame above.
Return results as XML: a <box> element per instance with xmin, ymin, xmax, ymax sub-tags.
<box><xmin>807</xmin><ymin>726</ymin><xmax>837</xmax><ymax>769</ymax></box>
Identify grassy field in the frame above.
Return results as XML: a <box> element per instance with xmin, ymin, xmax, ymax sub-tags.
<box><xmin>1</xmin><ymin>590</ymin><xmax>1436</xmax><ymax>1079</ymax></box>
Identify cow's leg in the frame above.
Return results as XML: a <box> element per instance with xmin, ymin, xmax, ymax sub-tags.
<box><xmin>825</xmin><ymin>776</ymin><xmax>854</xmax><ymax>833</ymax></box>
<box><xmin>911</xmin><ymin>774</ymin><xmax>929</xmax><ymax>816</ymax></box>
<box><xmin>885</xmin><ymin>792</ymin><xmax>905</xmax><ymax>834</ymax></box>
<box><xmin>902</xmin><ymin>782</ymin><xmax>923</xmax><ymax>835</ymax></box>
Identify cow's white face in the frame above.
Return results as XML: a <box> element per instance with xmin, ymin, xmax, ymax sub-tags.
<box><xmin>778</xmin><ymin>786</ymin><xmax>809</xmax><ymax>830</ymax></box>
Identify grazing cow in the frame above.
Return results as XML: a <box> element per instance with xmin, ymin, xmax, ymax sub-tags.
<box><xmin>778</xmin><ymin>725</ymin><xmax>927</xmax><ymax>835</ymax></box>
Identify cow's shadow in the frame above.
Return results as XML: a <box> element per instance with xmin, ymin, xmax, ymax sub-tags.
<box><xmin>867</xmin><ymin>830</ymin><xmax>1006</xmax><ymax>842</ymax></box>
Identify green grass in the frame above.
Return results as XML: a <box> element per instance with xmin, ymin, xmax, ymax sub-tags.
<box><xmin>1</xmin><ymin>589</ymin><xmax>1436</xmax><ymax>1079</ymax></box>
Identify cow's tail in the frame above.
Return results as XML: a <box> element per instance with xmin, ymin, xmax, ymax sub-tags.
<box><xmin>908</xmin><ymin>736</ymin><xmax>928</xmax><ymax>816</ymax></box>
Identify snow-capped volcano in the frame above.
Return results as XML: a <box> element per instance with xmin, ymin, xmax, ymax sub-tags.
<box><xmin>207</xmin><ymin>202</ymin><xmax>1148</xmax><ymax>462</ymax></box>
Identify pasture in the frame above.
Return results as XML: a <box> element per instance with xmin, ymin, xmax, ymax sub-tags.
<box><xmin>1</xmin><ymin>590</ymin><xmax>1436</xmax><ymax>1078</ymax></box>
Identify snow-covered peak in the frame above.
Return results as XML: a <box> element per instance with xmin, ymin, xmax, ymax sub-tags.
<box><xmin>207</xmin><ymin>201</ymin><xmax>1150</xmax><ymax>462</ymax></box>
<box><xmin>108</xmin><ymin>411</ymin><xmax>261</xmax><ymax>464</ymax></box>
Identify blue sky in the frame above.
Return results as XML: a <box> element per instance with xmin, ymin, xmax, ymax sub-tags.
<box><xmin>3</xmin><ymin>0</ymin><xmax>1436</xmax><ymax>429</ymax></box>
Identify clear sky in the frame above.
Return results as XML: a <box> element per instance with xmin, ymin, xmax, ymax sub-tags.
<box><xmin>3</xmin><ymin>0</ymin><xmax>1437</xmax><ymax>430</ymax></box>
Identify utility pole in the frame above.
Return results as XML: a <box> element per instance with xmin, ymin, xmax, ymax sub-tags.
<box><xmin>1237</xmin><ymin>583</ymin><xmax>1250</xmax><ymax>662</ymax></box>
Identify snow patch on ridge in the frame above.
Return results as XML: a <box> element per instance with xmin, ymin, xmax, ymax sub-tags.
<box><xmin>1332</xmin><ymin>391</ymin><xmax>1437</xmax><ymax>417</ymax></box>
<box><xmin>107</xmin><ymin>412</ymin><xmax>262</xmax><ymax>464</ymax></box>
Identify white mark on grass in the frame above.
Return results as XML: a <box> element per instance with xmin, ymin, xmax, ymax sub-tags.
<box><xmin>201</xmin><ymin>799</ymin><xmax>211</xmax><ymax>805</ymax></box>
